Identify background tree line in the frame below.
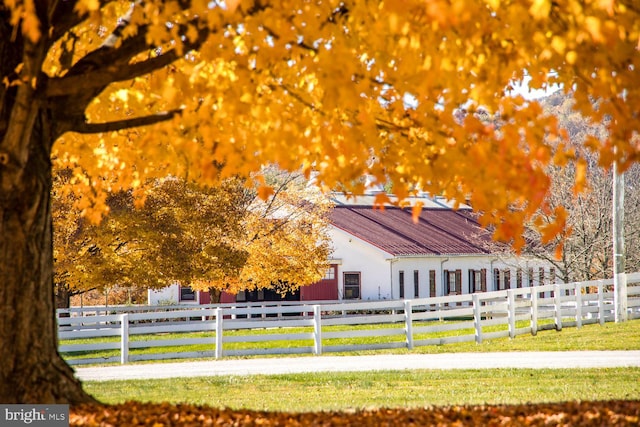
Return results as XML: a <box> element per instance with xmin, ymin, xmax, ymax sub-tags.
<box><xmin>521</xmin><ymin>92</ymin><xmax>640</xmax><ymax>283</ymax></box>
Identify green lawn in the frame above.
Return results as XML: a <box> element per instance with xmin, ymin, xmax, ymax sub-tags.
<box><xmin>409</xmin><ymin>317</ymin><xmax>640</xmax><ymax>353</ymax></box>
<box><xmin>79</xmin><ymin>319</ymin><xmax>640</xmax><ymax>411</ymax></box>
<box><xmin>84</xmin><ymin>368</ymin><xmax>640</xmax><ymax>411</ymax></box>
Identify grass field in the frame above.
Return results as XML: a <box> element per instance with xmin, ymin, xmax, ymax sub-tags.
<box><xmin>83</xmin><ymin>368</ymin><xmax>640</xmax><ymax>411</ymax></box>
<box><xmin>81</xmin><ymin>319</ymin><xmax>640</xmax><ymax>411</ymax></box>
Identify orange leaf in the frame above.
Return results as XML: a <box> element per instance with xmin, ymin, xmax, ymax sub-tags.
<box><xmin>257</xmin><ymin>185</ymin><xmax>274</xmax><ymax>200</ymax></box>
<box><xmin>573</xmin><ymin>158</ymin><xmax>588</xmax><ymax>195</ymax></box>
<box><xmin>225</xmin><ymin>0</ymin><xmax>241</xmax><ymax>12</ymax></box>
<box><xmin>411</xmin><ymin>201</ymin><xmax>424</xmax><ymax>223</ymax></box>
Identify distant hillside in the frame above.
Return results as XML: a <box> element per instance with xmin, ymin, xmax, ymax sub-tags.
<box><xmin>538</xmin><ymin>91</ymin><xmax>608</xmax><ymax>145</ymax></box>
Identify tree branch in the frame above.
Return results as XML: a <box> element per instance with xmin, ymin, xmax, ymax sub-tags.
<box><xmin>48</xmin><ymin>0</ymin><xmax>117</xmax><ymax>45</ymax></box>
<box><xmin>63</xmin><ymin>109</ymin><xmax>182</xmax><ymax>134</ymax></box>
<box><xmin>260</xmin><ymin>24</ymin><xmax>319</xmax><ymax>55</ymax></box>
<box><xmin>45</xmin><ymin>50</ymin><xmax>179</xmax><ymax>98</ymax></box>
<box><xmin>46</xmin><ymin>8</ymin><xmax>217</xmax><ymax>105</ymax></box>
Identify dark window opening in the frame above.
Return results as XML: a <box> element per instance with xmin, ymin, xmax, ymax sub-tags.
<box><xmin>180</xmin><ymin>286</ymin><xmax>196</xmax><ymax>301</ymax></box>
<box><xmin>344</xmin><ymin>272</ymin><xmax>361</xmax><ymax>300</ymax></box>
<box><xmin>429</xmin><ymin>270</ymin><xmax>436</xmax><ymax>297</ymax></box>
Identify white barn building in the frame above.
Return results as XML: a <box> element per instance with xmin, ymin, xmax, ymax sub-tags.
<box><xmin>326</xmin><ymin>196</ymin><xmax>555</xmax><ymax>301</ymax></box>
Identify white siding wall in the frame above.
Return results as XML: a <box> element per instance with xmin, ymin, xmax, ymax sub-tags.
<box><xmin>148</xmin><ymin>284</ymin><xmax>180</xmax><ymax>305</ymax></box>
<box><xmin>329</xmin><ymin>228</ymin><xmax>393</xmax><ymax>300</ymax></box>
<box><xmin>387</xmin><ymin>257</ymin><xmax>558</xmax><ymax>300</ymax></box>
<box><xmin>392</xmin><ymin>258</ymin><xmax>438</xmax><ymax>298</ymax></box>
<box><xmin>148</xmin><ymin>284</ymin><xmax>203</xmax><ymax>305</ymax></box>
<box><xmin>391</xmin><ymin>256</ymin><xmax>492</xmax><ymax>298</ymax></box>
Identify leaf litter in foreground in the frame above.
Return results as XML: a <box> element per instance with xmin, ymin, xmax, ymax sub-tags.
<box><xmin>70</xmin><ymin>400</ymin><xmax>640</xmax><ymax>426</ymax></box>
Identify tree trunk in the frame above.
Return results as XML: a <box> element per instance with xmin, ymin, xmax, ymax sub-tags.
<box><xmin>0</xmin><ymin>113</ymin><xmax>96</xmax><ymax>403</ymax></box>
<box><xmin>0</xmin><ymin>113</ymin><xmax>95</xmax><ymax>403</ymax></box>
<box><xmin>55</xmin><ymin>283</ymin><xmax>72</xmax><ymax>311</ymax></box>
<box><xmin>208</xmin><ymin>288</ymin><xmax>223</xmax><ymax>304</ymax></box>
<box><xmin>0</xmin><ymin>16</ymin><xmax>95</xmax><ymax>403</ymax></box>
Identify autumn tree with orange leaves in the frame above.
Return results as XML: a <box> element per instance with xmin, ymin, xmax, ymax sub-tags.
<box><xmin>1</xmin><ymin>0</ymin><xmax>639</xmax><ymax>403</ymax></box>
<box><xmin>53</xmin><ymin>169</ymin><xmax>331</xmax><ymax>306</ymax></box>
<box><xmin>52</xmin><ymin>173</ymin><xmax>251</xmax><ymax>306</ymax></box>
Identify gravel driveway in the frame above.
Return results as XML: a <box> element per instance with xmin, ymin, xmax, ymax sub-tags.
<box><xmin>75</xmin><ymin>351</ymin><xmax>640</xmax><ymax>382</ymax></box>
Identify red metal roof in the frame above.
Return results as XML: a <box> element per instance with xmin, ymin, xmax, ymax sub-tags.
<box><xmin>330</xmin><ymin>205</ymin><xmax>492</xmax><ymax>256</ymax></box>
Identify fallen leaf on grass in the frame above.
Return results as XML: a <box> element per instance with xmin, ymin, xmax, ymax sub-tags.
<box><xmin>70</xmin><ymin>400</ymin><xmax>640</xmax><ymax>426</ymax></box>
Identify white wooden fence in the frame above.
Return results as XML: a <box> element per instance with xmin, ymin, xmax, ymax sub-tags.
<box><xmin>57</xmin><ymin>274</ymin><xmax>640</xmax><ymax>365</ymax></box>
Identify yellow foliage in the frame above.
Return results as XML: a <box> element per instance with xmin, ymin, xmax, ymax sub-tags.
<box><xmin>3</xmin><ymin>0</ymin><xmax>639</xmax><ymax>257</ymax></box>
<box><xmin>52</xmin><ymin>168</ymin><xmax>331</xmax><ymax>295</ymax></box>
<box><xmin>529</xmin><ymin>0</ymin><xmax>551</xmax><ymax>20</ymax></box>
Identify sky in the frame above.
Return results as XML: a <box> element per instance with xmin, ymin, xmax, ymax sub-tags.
<box><xmin>509</xmin><ymin>75</ymin><xmax>562</xmax><ymax>100</ymax></box>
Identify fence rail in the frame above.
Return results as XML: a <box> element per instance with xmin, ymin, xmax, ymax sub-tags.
<box><xmin>57</xmin><ymin>273</ymin><xmax>640</xmax><ymax>365</ymax></box>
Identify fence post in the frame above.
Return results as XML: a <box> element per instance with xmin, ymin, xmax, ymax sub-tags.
<box><xmin>120</xmin><ymin>314</ymin><xmax>129</xmax><ymax>365</ymax></box>
<box><xmin>473</xmin><ymin>294</ymin><xmax>482</xmax><ymax>344</ymax></box>
<box><xmin>313</xmin><ymin>305</ymin><xmax>322</xmax><ymax>355</ymax></box>
<box><xmin>597</xmin><ymin>281</ymin><xmax>605</xmax><ymax>325</ymax></box>
<box><xmin>404</xmin><ymin>300</ymin><xmax>414</xmax><ymax>350</ymax></box>
<box><xmin>575</xmin><ymin>282</ymin><xmax>583</xmax><ymax>328</ymax></box>
<box><xmin>554</xmin><ymin>284</ymin><xmax>562</xmax><ymax>331</ymax></box>
<box><xmin>215</xmin><ymin>307</ymin><xmax>223</xmax><ymax>359</ymax></box>
<box><xmin>530</xmin><ymin>290</ymin><xmax>538</xmax><ymax>336</ymax></box>
<box><xmin>507</xmin><ymin>290</ymin><xmax>516</xmax><ymax>339</ymax></box>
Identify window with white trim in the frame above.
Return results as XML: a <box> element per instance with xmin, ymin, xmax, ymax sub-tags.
<box><xmin>469</xmin><ymin>269</ymin><xmax>486</xmax><ymax>293</ymax></box>
<box><xmin>444</xmin><ymin>269</ymin><xmax>461</xmax><ymax>295</ymax></box>
<box><xmin>494</xmin><ymin>269</ymin><xmax>511</xmax><ymax>290</ymax></box>
<box><xmin>323</xmin><ymin>267</ymin><xmax>336</xmax><ymax>280</ymax></box>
